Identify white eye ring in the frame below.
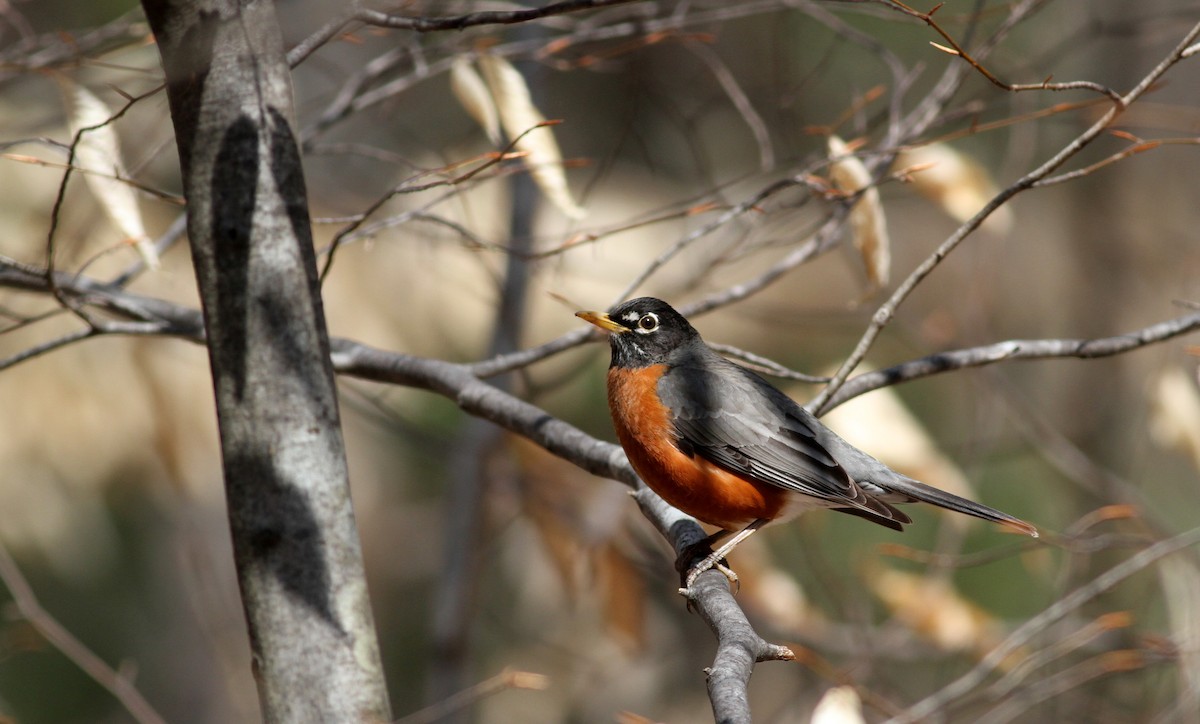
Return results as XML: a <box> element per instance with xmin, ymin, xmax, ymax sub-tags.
<box><xmin>635</xmin><ymin>313</ymin><xmax>659</xmax><ymax>332</ymax></box>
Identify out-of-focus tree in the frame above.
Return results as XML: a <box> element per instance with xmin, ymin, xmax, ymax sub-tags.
<box><xmin>2</xmin><ymin>1</ymin><xmax>1200</xmax><ymax>721</ymax></box>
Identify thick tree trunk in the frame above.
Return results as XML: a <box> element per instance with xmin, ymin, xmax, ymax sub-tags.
<box><xmin>140</xmin><ymin>1</ymin><xmax>391</xmax><ymax>721</ymax></box>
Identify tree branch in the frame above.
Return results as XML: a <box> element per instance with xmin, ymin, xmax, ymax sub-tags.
<box><xmin>355</xmin><ymin>0</ymin><xmax>645</xmax><ymax>33</ymax></box>
<box><xmin>822</xmin><ymin>310</ymin><xmax>1200</xmax><ymax>410</ymax></box>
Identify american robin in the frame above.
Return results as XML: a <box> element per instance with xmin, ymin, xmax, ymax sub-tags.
<box><xmin>577</xmin><ymin>297</ymin><xmax>1037</xmax><ymax>588</ymax></box>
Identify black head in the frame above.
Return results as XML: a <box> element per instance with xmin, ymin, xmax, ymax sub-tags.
<box><xmin>576</xmin><ymin>297</ymin><xmax>702</xmax><ymax>368</ymax></box>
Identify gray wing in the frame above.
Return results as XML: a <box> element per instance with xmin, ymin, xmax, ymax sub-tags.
<box><xmin>658</xmin><ymin>354</ymin><xmax>910</xmax><ymax>528</ymax></box>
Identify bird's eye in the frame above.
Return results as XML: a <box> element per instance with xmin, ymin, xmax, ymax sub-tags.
<box><xmin>637</xmin><ymin>313</ymin><xmax>659</xmax><ymax>331</ymax></box>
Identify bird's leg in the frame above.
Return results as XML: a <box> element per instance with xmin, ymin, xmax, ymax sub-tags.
<box><xmin>681</xmin><ymin>519</ymin><xmax>768</xmax><ymax>590</ymax></box>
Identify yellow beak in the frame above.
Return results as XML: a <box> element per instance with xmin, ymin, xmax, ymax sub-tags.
<box><xmin>575</xmin><ymin>310</ymin><xmax>627</xmax><ymax>333</ymax></box>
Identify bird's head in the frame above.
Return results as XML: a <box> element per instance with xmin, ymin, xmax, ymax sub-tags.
<box><xmin>576</xmin><ymin>297</ymin><xmax>700</xmax><ymax>368</ymax></box>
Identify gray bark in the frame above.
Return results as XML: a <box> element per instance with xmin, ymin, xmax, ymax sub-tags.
<box><xmin>140</xmin><ymin>1</ymin><xmax>391</xmax><ymax>721</ymax></box>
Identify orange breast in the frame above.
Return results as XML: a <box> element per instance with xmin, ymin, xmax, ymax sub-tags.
<box><xmin>607</xmin><ymin>365</ymin><xmax>787</xmax><ymax>530</ymax></box>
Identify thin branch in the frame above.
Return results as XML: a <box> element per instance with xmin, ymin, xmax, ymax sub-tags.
<box><xmin>706</xmin><ymin>342</ymin><xmax>831</xmax><ymax>383</ymax></box>
<box><xmin>397</xmin><ymin>668</ymin><xmax>549</xmax><ymax>724</ymax></box>
<box><xmin>0</xmin><ymin>541</ymin><xmax>167</xmax><ymax>724</ymax></box>
<box><xmin>286</xmin><ymin>4</ymin><xmax>362</xmax><ymax>67</ymax></box>
<box><xmin>822</xmin><ymin>310</ymin><xmax>1200</xmax><ymax>410</ymax></box>
<box><xmin>1033</xmin><ymin>137</ymin><xmax>1200</xmax><ymax>188</ymax></box>
<box><xmin>884</xmin><ymin>0</ymin><xmax>1049</xmax><ymax>154</ymax></box>
<box><xmin>318</xmin><ymin>148</ymin><xmax>524</xmax><ymax>281</ymax></box>
<box><xmin>353</xmin><ymin>0</ymin><xmax>645</xmax><ymax>33</ymax></box>
<box><xmin>681</xmin><ymin>204</ymin><xmax>848</xmax><ymax>318</ymax></box>
<box><xmin>614</xmin><ymin>176</ymin><xmax>804</xmax><ymax>303</ymax></box>
<box><xmin>288</xmin><ymin>0</ymin><xmax>646</xmax><ymax>67</ymax></box>
<box><xmin>0</xmin><ymin>327</ymin><xmax>95</xmax><ymax>371</ymax></box>
<box><xmin>686</xmin><ymin>40</ymin><xmax>774</xmax><ymax>171</ymax></box>
<box><xmin>886</xmin><ymin>0</ymin><xmax>1122</xmax><ymax>103</ymax></box>
<box><xmin>470</xmin><ymin>326</ymin><xmax>597</xmax><ymax>378</ymax></box>
<box><xmin>0</xmin><ymin>151</ymin><xmax>180</xmax><ymax>204</ymax></box>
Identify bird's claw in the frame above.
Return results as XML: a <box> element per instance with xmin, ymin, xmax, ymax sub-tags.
<box><xmin>677</xmin><ymin>545</ymin><xmax>740</xmax><ymax>593</ymax></box>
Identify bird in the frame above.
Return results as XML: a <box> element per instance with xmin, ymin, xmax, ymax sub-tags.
<box><xmin>576</xmin><ymin>297</ymin><xmax>1037</xmax><ymax>588</ymax></box>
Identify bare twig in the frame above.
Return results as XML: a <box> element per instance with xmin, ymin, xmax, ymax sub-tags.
<box><xmin>0</xmin><ymin>542</ymin><xmax>166</xmax><ymax>724</ymax></box>
<box><xmin>706</xmin><ymin>342</ymin><xmax>831</xmax><ymax>383</ymax></box>
<box><xmin>357</xmin><ymin>0</ymin><xmax>644</xmax><ymax>33</ymax></box>
<box><xmin>821</xmin><ymin>310</ymin><xmax>1200</xmax><ymax>410</ymax></box>
<box><xmin>0</xmin><ymin>327</ymin><xmax>96</xmax><ymax>371</ymax></box>
<box><xmin>686</xmin><ymin>40</ymin><xmax>774</xmax><ymax>171</ymax></box>
<box><xmin>0</xmin><ymin>151</ymin><xmax>179</xmax><ymax>203</ymax></box>
<box><xmin>318</xmin><ymin>146</ymin><xmax>526</xmax><ymax>281</ymax></box>
<box><xmin>286</xmin><ymin>4</ymin><xmax>361</xmax><ymax>67</ymax></box>
<box><xmin>289</xmin><ymin>0</ymin><xmax>646</xmax><ymax>67</ymax></box>
<box><xmin>398</xmin><ymin>668</ymin><xmax>549</xmax><ymax>724</ymax></box>
<box><xmin>886</xmin><ymin>0</ymin><xmax>1122</xmax><ymax>103</ymax></box>
<box><xmin>614</xmin><ymin>176</ymin><xmax>805</xmax><ymax>303</ymax></box>
<box><xmin>1033</xmin><ymin>137</ymin><xmax>1200</xmax><ymax>188</ymax></box>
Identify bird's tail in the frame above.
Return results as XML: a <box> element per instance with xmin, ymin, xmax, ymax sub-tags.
<box><xmin>881</xmin><ymin>476</ymin><xmax>1038</xmax><ymax>538</ymax></box>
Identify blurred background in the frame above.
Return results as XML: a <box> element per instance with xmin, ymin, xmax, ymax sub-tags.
<box><xmin>2</xmin><ymin>0</ymin><xmax>1200</xmax><ymax>721</ymax></box>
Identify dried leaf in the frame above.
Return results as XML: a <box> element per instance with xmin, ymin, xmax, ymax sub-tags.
<box><xmin>478</xmin><ymin>53</ymin><xmax>586</xmax><ymax>219</ymax></box>
<box><xmin>828</xmin><ymin>135</ymin><xmax>889</xmax><ymax>289</ymax></box>
<box><xmin>62</xmin><ymin>81</ymin><xmax>158</xmax><ymax>268</ymax></box>
<box><xmin>450</xmin><ymin>57</ymin><xmax>502</xmax><ymax>145</ymax></box>
<box><xmin>811</xmin><ymin>686</ymin><xmax>865</xmax><ymax>724</ymax></box>
<box><xmin>895</xmin><ymin>142</ymin><xmax>1013</xmax><ymax>234</ymax></box>
<box><xmin>1149</xmin><ymin>367</ymin><xmax>1200</xmax><ymax>470</ymax></box>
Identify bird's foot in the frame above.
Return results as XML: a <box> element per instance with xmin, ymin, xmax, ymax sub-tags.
<box><xmin>676</xmin><ymin>541</ymin><xmax>739</xmax><ymax>592</ymax></box>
